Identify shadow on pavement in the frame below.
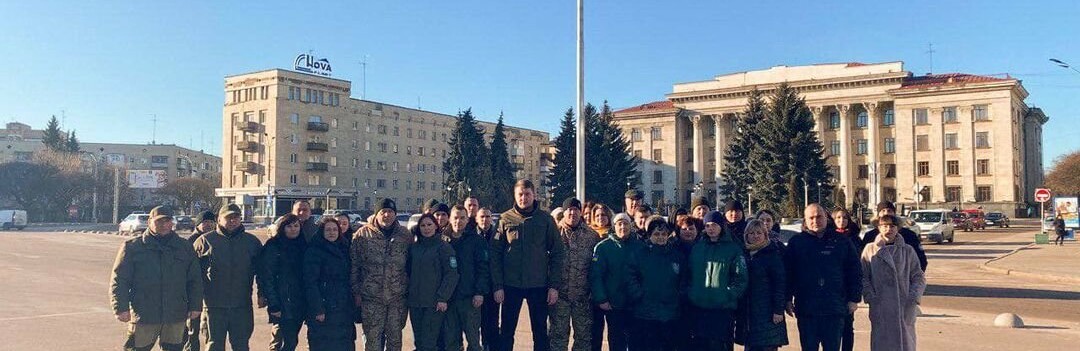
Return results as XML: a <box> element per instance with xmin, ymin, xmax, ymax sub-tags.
<box><xmin>918</xmin><ymin>313</ymin><xmax>959</xmax><ymax>318</ymax></box>
<box><xmin>938</xmin><ymin>241</ymin><xmax>1032</xmax><ymax>246</ymax></box>
<box><xmin>924</xmin><ymin>249</ymin><xmax>1013</xmax><ymax>255</ymax></box>
<box><xmin>926</xmin><ymin>284</ymin><xmax>1080</xmax><ymax>300</ymax></box>
<box><xmin>923</xmin><ymin>255</ymin><xmax>997</xmax><ymax>260</ymax></box>
<box><xmin>1023</xmin><ymin>325</ymin><xmax>1069</xmax><ymax>330</ymax></box>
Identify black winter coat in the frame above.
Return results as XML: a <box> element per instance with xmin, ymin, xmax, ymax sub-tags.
<box><xmin>304</xmin><ymin>234</ymin><xmax>356</xmax><ymax>344</ymax></box>
<box><xmin>784</xmin><ymin>229</ymin><xmax>862</xmax><ymax>317</ymax></box>
<box><xmin>257</xmin><ymin>234</ymin><xmax>307</xmax><ymax>322</ymax></box>
<box><xmin>736</xmin><ymin>242</ymin><xmax>788</xmax><ymax>347</ymax></box>
<box><xmin>448</xmin><ymin>230</ymin><xmax>490</xmax><ymax>301</ymax></box>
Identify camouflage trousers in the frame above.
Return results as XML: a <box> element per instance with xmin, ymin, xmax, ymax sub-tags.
<box><xmin>362</xmin><ymin>301</ymin><xmax>408</xmax><ymax>351</ymax></box>
<box><xmin>549</xmin><ymin>297</ymin><xmax>593</xmax><ymax>351</ymax></box>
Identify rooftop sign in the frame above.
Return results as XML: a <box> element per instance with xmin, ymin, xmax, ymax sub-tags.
<box><xmin>294</xmin><ymin>53</ymin><xmax>332</xmax><ymax>77</ymax></box>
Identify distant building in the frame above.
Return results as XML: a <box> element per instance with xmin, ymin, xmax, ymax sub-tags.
<box><xmin>613</xmin><ymin>62</ymin><xmax>1047</xmax><ymax>215</ymax></box>
<box><xmin>217</xmin><ymin>69</ymin><xmax>550</xmax><ymax>221</ymax></box>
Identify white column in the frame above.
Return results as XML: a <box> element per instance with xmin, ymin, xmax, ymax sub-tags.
<box><xmin>810</xmin><ymin>106</ymin><xmax>825</xmax><ymax>141</ymax></box>
<box><xmin>714</xmin><ymin>114</ymin><xmax>727</xmax><ymax>205</ymax></box>
<box><xmin>863</xmin><ymin>102</ymin><xmax>880</xmax><ymax>207</ymax></box>
<box><xmin>929</xmin><ymin>107</ymin><xmax>945</xmax><ymax>205</ymax></box>
<box><xmin>959</xmin><ymin>106</ymin><xmax>976</xmax><ymax>204</ymax></box>
<box><xmin>837</xmin><ymin>104</ymin><xmax>852</xmax><ymax>207</ymax></box>
<box><xmin>692</xmin><ymin>114</ymin><xmax>705</xmax><ymax>190</ymax></box>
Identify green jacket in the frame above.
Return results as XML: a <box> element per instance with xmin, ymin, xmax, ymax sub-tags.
<box><xmin>627</xmin><ymin>241</ymin><xmax>686</xmax><ymax>322</ymax></box>
<box><xmin>590</xmin><ymin>234</ymin><xmax>642</xmax><ymax>309</ymax></box>
<box><xmin>407</xmin><ymin>233</ymin><xmax>459</xmax><ymax>308</ymax></box>
<box><xmin>491</xmin><ymin>202</ymin><xmax>567</xmax><ymax>290</ymax></box>
<box><xmin>193</xmin><ymin>224</ymin><xmax>264</xmax><ymax>308</ymax></box>
<box><xmin>688</xmin><ymin>234</ymin><xmax>748</xmax><ymax>311</ymax></box>
<box><xmin>110</xmin><ymin>230</ymin><xmax>203</xmax><ymax>324</ymax></box>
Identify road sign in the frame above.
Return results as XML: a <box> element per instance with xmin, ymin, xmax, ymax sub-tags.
<box><xmin>1035</xmin><ymin>188</ymin><xmax>1052</xmax><ymax>203</ymax></box>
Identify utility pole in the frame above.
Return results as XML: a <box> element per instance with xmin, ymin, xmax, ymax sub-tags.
<box><xmin>803</xmin><ymin>173</ymin><xmax>809</xmax><ymax>210</ymax></box>
<box><xmin>151</xmin><ymin>114</ymin><xmax>158</xmax><ymax>145</ymax></box>
<box><xmin>112</xmin><ymin>167</ymin><xmax>120</xmax><ymax>223</ymax></box>
<box><xmin>574</xmin><ymin>0</ymin><xmax>586</xmax><ymax>202</ymax></box>
<box><xmin>359</xmin><ymin>55</ymin><xmax>369</xmax><ymax>100</ymax></box>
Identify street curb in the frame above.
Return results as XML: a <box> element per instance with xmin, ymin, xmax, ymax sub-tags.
<box><xmin>63</xmin><ymin>229</ymin><xmax>126</xmax><ymax>236</ymax></box>
<box><xmin>979</xmin><ymin>243</ymin><xmax>1080</xmax><ymax>284</ymax></box>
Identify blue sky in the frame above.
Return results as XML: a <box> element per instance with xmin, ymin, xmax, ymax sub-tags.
<box><xmin>1</xmin><ymin>0</ymin><xmax>1077</xmax><ymax>167</ymax></box>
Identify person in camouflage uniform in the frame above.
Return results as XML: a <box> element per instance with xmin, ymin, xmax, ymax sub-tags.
<box><xmin>351</xmin><ymin>198</ymin><xmax>414</xmax><ymax>351</ymax></box>
<box><xmin>550</xmin><ymin>198</ymin><xmax>601</xmax><ymax>351</ymax></box>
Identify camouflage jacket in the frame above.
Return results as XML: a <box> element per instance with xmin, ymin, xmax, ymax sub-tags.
<box><xmin>557</xmin><ymin>222</ymin><xmax>601</xmax><ymax>301</ymax></box>
<box><xmin>350</xmin><ymin>221</ymin><xmax>414</xmax><ymax>304</ymax></box>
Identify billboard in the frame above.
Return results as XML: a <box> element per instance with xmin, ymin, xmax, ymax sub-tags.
<box><xmin>105</xmin><ymin>153</ymin><xmax>127</xmax><ymax>166</ymax></box>
<box><xmin>127</xmin><ymin>170</ymin><xmax>168</xmax><ymax>189</ymax></box>
<box><xmin>1054</xmin><ymin>197</ymin><xmax>1079</xmax><ymax>228</ymax></box>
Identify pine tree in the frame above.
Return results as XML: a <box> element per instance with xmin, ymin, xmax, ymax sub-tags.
<box><xmin>42</xmin><ymin>115</ymin><xmax>65</xmax><ymax>151</ymax></box>
<box><xmin>442</xmin><ymin>108</ymin><xmax>489</xmax><ymax>206</ymax></box>
<box><xmin>487</xmin><ymin>113</ymin><xmax>516</xmax><ymax>212</ymax></box>
<box><xmin>65</xmin><ymin>130</ymin><xmax>80</xmax><ymax>153</ymax></box>
<box><xmin>720</xmin><ymin>89</ymin><xmax>766</xmax><ymax>204</ymax></box>
<box><xmin>588</xmin><ymin>101</ymin><xmax>640</xmax><ymax>210</ymax></box>
<box><xmin>549</xmin><ymin>108</ymin><xmax>577</xmax><ymax>205</ymax></box>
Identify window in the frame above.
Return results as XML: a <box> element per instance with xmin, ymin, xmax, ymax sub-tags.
<box><xmin>331</xmin><ymin>118</ymin><xmax>339</xmax><ymax>128</ymax></box>
<box><xmin>289</xmin><ymin>153</ymin><xmax>297</xmax><ymax>163</ymax></box>
<box><xmin>364</xmin><ymin>141</ymin><xmax>370</xmax><ymax>151</ymax></box>
<box><xmin>376</xmin><ymin>179</ymin><xmax>387</xmax><ymax>188</ymax></box>
<box><xmin>290</xmin><ymin>113</ymin><xmax>299</xmax><ymax>124</ymax></box>
<box><xmin>883</xmin><ymin>109</ymin><xmax>895</xmax><ymax>126</ymax></box>
<box><xmin>830</xmin><ymin>140</ymin><xmax>840</xmax><ymax>156</ymax></box>
<box><xmin>308</xmin><ymin>175</ymin><xmax>320</xmax><ymax>186</ymax></box>
<box><xmin>977</xmin><ymin>159</ymin><xmax>990</xmax><ymax>175</ymax></box>
<box><xmin>353</xmin><ymin>178</ymin><xmax>359</xmax><ymax>187</ymax></box>
<box><xmin>330</xmin><ymin>176</ymin><xmax>337</xmax><ymax>186</ymax></box>
<box><xmin>352</xmin><ymin>158</ymin><xmax>359</xmax><ymax>168</ymax></box>
<box><xmin>407</xmin><ymin>129</ymin><xmax>413</xmax><ymax>138</ymax></box>
<box><xmin>378</xmin><ymin>125</ymin><xmax>387</xmax><ymax>134</ymax></box>
<box><xmin>377</xmin><ymin>161</ymin><xmax>386</xmax><ymax>170</ymax></box>
<box><xmin>378</xmin><ymin>142</ymin><xmax>388</xmax><ymax>153</ymax></box>
<box><xmin>917</xmin><ymin>161</ymin><xmax>930</xmax><ymax>176</ymax></box>
<box><xmin>651</xmin><ymin>191</ymin><xmax>665</xmax><ymax>204</ymax></box>
<box><xmin>856</xmin><ymin>112</ymin><xmax>868</xmax><ymax>128</ymax></box>
<box><xmin>975</xmin><ymin>132</ymin><xmax>990</xmax><ymax>148</ymax></box>
<box><xmin>406</xmin><ymin>146</ymin><xmax>412</xmax><ymax>155</ymax></box>
<box><xmin>857</xmin><ymin>165</ymin><xmax>869</xmax><ymax>179</ymax></box>
<box><xmin>829</xmin><ymin>112</ymin><xmax>840</xmax><ymax>129</ymax></box>
<box><xmin>946</xmin><ymin>160</ymin><xmax>959</xmax><ymax>176</ymax></box>
<box><xmin>653</xmin><ymin>170</ymin><xmax>663</xmax><ymax>184</ymax></box>
<box><xmin>634</xmin><ymin>150</ymin><xmax>643</xmax><ymax>159</ymax></box>
<box><xmin>946</xmin><ymin>186</ymin><xmax>962</xmax><ymax>202</ymax></box>
<box><xmin>392</xmin><ymin>162</ymin><xmax>399</xmax><ymax>172</ymax></box>
<box><xmin>914</xmin><ymin>109</ymin><xmax>928</xmax><ymax>125</ymax></box>
<box><xmin>650</xmin><ymin>127</ymin><xmax>662</xmax><ymax>140</ymax></box>
<box><xmin>418</xmin><ymin>147</ymin><xmax>424</xmax><ymax>156</ymax></box>
<box><xmin>393</xmin><ymin>127</ymin><xmax>399</xmax><ymax>136</ymax></box>
<box><xmin>652</xmin><ymin>149</ymin><xmax>663</xmax><ymax>162</ymax></box>
<box><xmin>883</xmin><ymin>164</ymin><xmax>896</xmax><ymax>178</ymax></box>
<box><xmin>330</xmin><ymin>156</ymin><xmax>338</xmax><ymax>167</ymax></box>
<box><xmin>289</xmin><ymin>174</ymin><xmax>297</xmax><ymax>184</ymax></box>
<box><xmin>330</xmin><ymin>137</ymin><xmax>338</xmax><ymax>148</ymax></box>
<box><xmin>976</xmin><ymin>186</ymin><xmax>992</xmax><ymax>202</ymax></box>
<box><xmin>944</xmin><ymin>133</ymin><xmax>958</xmax><ymax>149</ymax></box>
<box><xmin>943</xmin><ymin>107</ymin><xmax>957</xmax><ymax>123</ymax></box>
<box><xmin>973</xmin><ymin>105</ymin><xmax>989</xmax><ymax>121</ymax></box>
<box><xmin>856</xmin><ymin>139</ymin><xmax>868</xmax><ymax>155</ymax></box>
<box><xmin>883</xmin><ymin>187</ymin><xmax>897</xmax><ymax>202</ymax></box>
<box><xmin>288</xmin><ymin>86</ymin><xmax>296</xmax><ymax>100</ymax></box>
<box><xmin>884</xmin><ymin>138</ymin><xmax>895</xmax><ymax>154</ymax></box>
<box><xmin>916</xmin><ymin>135</ymin><xmax>929</xmax><ymax>151</ymax></box>
<box><xmin>393</xmin><ymin>180</ymin><xmax>399</xmax><ymax>190</ymax></box>
<box><xmin>309</xmin><ymin>115</ymin><xmax>322</xmax><ymax>123</ymax></box>
<box><xmin>365</xmin><ymin>160</ymin><xmax>371</xmax><ymax>169</ymax></box>
<box><xmin>392</xmin><ymin>144</ymin><xmax>399</xmax><ymax>153</ymax></box>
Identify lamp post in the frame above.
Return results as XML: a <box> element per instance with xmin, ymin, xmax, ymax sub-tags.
<box><xmin>803</xmin><ymin>172</ymin><xmax>809</xmax><ymax>210</ymax></box>
<box><xmin>747</xmin><ymin>185</ymin><xmax>753</xmax><ymax>214</ymax></box>
<box><xmin>816</xmin><ymin>181</ymin><xmax>822</xmax><ymax>204</ymax></box>
<box><xmin>325</xmin><ymin>188</ymin><xmax>332</xmax><ymax>211</ymax></box>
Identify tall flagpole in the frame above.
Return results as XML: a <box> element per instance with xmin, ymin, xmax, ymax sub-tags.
<box><xmin>575</xmin><ymin>0</ymin><xmax>586</xmax><ymax>202</ymax></box>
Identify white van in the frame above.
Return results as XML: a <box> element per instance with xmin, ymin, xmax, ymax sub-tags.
<box><xmin>909</xmin><ymin>209</ymin><xmax>955</xmax><ymax>244</ymax></box>
<box><xmin>1</xmin><ymin>210</ymin><xmax>28</xmax><ymax>230</ymax></box>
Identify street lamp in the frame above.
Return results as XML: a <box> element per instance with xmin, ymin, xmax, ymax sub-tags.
<box><xmin>816</xmin><ymin>181</ymin><xmax>823</xmax><ymax>204</ymax></box>
<box><xmin>747</xmin><ymin>185</ymin><xmax>753</xmax><ymax>214</ymax></box>
<box><xmin>1050</xmin><ymin>58</ymin><xmax>1080</xmax><ymax>74</ymax></box>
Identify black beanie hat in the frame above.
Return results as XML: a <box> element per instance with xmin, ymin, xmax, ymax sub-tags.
<box><xmin>422</xmin><ymin>198</ymin><xmax>440</xmax><ymax>213</ymax></box>
<box><xmin>724</xmin><ymin>200</ymin><xmax>744</xmax><ymax>212</ymax></box>
<box><xmin>197</xmin><ymin>210</ymin><xmax>216</xmax><ymax>223</ymax></box>
<box><xmin>562</xmin><ymin>197</ymin><xmax>582</xmax><ymax>211</ymax></box>
<box><xmin>432</xmin><ymin>203</ymin><xmax>450</xmax><ymax>215</ymax></box>
<box><xmin>375</xmin><ymin>198</ymin><xmax>397</xmax><ymax>213</ymax></box>
<box><xmin>876</xmin><ymin>201</ymin><xmax>896</xmax><ymax>212</ymax></box>
<box><xmin>690</xmin><ymin>196</ymin><xmax>710</xmax><ymax>210</ymax></box>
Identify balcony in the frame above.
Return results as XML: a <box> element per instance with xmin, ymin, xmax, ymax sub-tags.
<box><xmin>235</xmin><ymin>141</ymin><xmax>259</xmax><ymax>152</ymax></box>
<box><xmin>307</xmin><ymin>122</ymin><xmax>329</xmax><ymax>132</ymax></box>
<box><xmin>236</xmin><ymin>121</ymin><xmax>260</xmax><ymax>133</ymax></box>
<box><xmin>306</xmin><ymin>162</ymin><xmax>329</xmax><ymax>172</ymax></box>
<box><xmin>233</xmin><ymin>161</ymin><xmax>258</xmax><ymax>173</ymax></box>
<box><xmin>306</xmin><ymin>142</ymin><xmax>329</xmax><ymax>152</ymax></box>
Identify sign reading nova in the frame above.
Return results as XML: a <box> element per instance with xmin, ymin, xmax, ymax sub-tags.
<box><xmin>294</xmin><ymin>53</ymin><xmax>332</xmax><ymax>76</ymax></box>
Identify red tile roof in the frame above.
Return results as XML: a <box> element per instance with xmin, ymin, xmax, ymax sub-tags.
<box><xmin>898</xmin><ymin>73</ymin><xmax>1013</xmax><ymax>90</ymax></box>
<box><xmin>613</xmin><ymin>100</ymin><xmax>675</xmax><ymax>114</ymax></box>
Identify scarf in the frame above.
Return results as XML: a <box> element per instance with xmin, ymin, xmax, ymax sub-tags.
<box><xmin>745</xmin><ymin>237</ymin><xmax>769</xmax><ymax>252</ymax></box>
<box><xmin>591</xmin><ymin>223</ymin><xmax>610</xmax><ymax>238</ymax></box>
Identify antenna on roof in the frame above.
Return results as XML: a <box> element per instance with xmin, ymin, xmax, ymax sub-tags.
<box><xmin>926</xmin><ymin>43</ymin><xmax>936</xmax><ymax>75</ymax></box>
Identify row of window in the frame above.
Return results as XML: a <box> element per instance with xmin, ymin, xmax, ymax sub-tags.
<box><xmin>228</xmin><ymin>86</ymin><xmax>270</xmax><ymax>104</ymax></box>
<box><xmin>944</xmin><ymin>186</ymin><xmax>995</xmax><ymax>202</ymax></box>
<box><xmin>914</xmin><ymin>105</ymin><xmax>990</xmax><ymax>125</ymax></box>
<box><xmin>917</xmin><ymin>159</ymin><xmax>994</xmax><ymax>177</ymax></box>
<box><xmin>284</xmin><ymin>173</ymin><xmax>440</xmax><ymax>191</ymax></box>
<box><xmin>283</xmin><ymin>152</ymin><xmax>441</xmax><ymax>175</ymax></box>
<box><xmin>286</xmin><ymin>86</ymin><xmax>342</xmax><ymax>107</ymax></box>
<box><xmin>829</xmin><ymin>109</ymin><xmax>896</xmax><ymax>129</ymax></box>
<box><xmin>630</xmin><ymin>127</ymin><xmax>664</xmax><ymax>142</ymax></box>
<box><xmin>916</xmin><ymin>132</ymin><xmax>991</xmax><ymax>151</ymax></box>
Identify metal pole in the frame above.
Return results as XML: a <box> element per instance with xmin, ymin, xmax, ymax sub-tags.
<box><xmin>92</xmin><ymin>157</ymin><xmax>99</xmax><ymax>223</ymax></box>
<box><xmin>574</xmin><ymin>0</ymin><xmax>586</xmax><ymax>202</ymax></box>
<box><xmin>803</xmin><ymin>174</ymin><xmax>809</xmax><ymax>210</ymax></box>
<box><xmin>112</xmin><ymin>167</ymin><xmax>120</xmax><ymax>223</ymax></box>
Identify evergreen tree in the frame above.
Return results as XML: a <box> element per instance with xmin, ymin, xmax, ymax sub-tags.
<box><xmin>587</xmin><ymin>101</ymin><xmax>640</xmax><ymax>210</ymax></box>
<box><xmin>442</xmin><ymin>108</ymin><xmax>490</xmax><ymax>206</ymax></box>
<box><xmin>720</xmin><ymin>89</ymin><xmax>766</xmax><ymax>204</ymax></box>
<box><xmin>549</xmin><ymin>108</ymin><xmax>577</xmax><ymax>205</ymax></box>
<box><xmin>42</xmin><ymin>115</ymin><xmax>65</xmax><ymax>151</ymax></box>
<box><xmin>487</xmin><ymin>113</ymin><xmax>516</xmax><ymax>212</ymax></box>
<box><xmin>65</xmin><ymin>130</ymin><xmax>80</xmax><ymax>153</ymax></box>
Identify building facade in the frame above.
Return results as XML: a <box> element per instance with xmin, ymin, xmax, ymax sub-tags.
<box><xmin>217</xmin><ymin>69</ymin><xmax>550</xmax><ymax>221</ymax></box>
<box><xmin>613</xmin><ymin>62</ymin><xmax>1047</xmax><ymax>215</ymax></box>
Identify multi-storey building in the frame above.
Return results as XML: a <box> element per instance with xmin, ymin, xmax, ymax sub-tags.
<box><xmin>613</xmin><ymin>62</ymin><xmax>1047</xmax><ymax>215</ymax></box>
<box><xmin>217</xmin><ymin>69</ymin><xmax>550</xmax><ymax>221</ymax></box>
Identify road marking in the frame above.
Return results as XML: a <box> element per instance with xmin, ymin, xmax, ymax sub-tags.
<box><xmin>0</xmin><ymin>309</ymin><xmax>112</xmax><ymax>322</ymax></box>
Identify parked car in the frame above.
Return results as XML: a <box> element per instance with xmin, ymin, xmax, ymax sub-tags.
<box><xmin>984</xmin><ymin>212</ymin><xmax>1010</xmax><ymax>228</ymax></box>
<box><xmin>960</xmin><ymin>209</ymin><xmax>986</xmax><ymax>230</ymax></box>
<box><xmin>174</xmin><ymin>215</ymin><xmax>195</xmax><ymax>231</ymax></box>
<box><xmin>1043</xmin><ymin>215</ymin><xmax>1057</xmax><ymax>233</ymax></box>
<box><xmin>119</xmin><ymin>213</ymin><xmax>150</xmax><ymax>235</ymax></box>
<box><xmin>951</xmin><ymin>212</ymin><xmax>974</xmax><ymax>232</ymax></box>
<box><xmin>898</xmin><ymin>216</ymin><xmax>923</xmax><ymax>239</ymax></box>
<box><xmin>910</xmin><ymin>209</ymin><xmax>955</xmax><ymax>244</ymax></box>
<box><xmin>0</xmin><ymin>210</ymin><xmax>28</xmax><ymax>230</ymax></box>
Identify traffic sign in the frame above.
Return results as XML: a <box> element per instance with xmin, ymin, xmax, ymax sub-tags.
<box><xmin>1035</xmin><ymin>188</ymin><xmax>1052</xmax><ymax>203</ymax></box>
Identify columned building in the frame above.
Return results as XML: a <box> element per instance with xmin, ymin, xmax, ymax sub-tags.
<box><xmin>613</xmin><ymin>62</ymin><xmax>1047</xmax><ymax>215</ymax></box>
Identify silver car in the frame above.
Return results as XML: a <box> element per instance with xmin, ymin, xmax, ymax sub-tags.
<box><xmin>119</xmin><ymin>214</ymin><xmax>150</xmax><ymax>235</ymax></box>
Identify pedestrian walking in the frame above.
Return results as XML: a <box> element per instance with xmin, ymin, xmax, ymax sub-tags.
<box><xmin>193</xmin><ymin>204</ymin><xmax>263</xmax><ymax>351</ymax></box>
<box><xmin>590</xmin><ymin>213</ymin><xmax>640</xmax><ymax>351</ymax></box>
<box><xmin>110</xmin><ymin>206</ymin><xmax>203</xmax><ymax>351</ymax></box>
<box><xmin>861</xmin><ymin>215</ymin><xmax>926</xmax><ymax>351</ymax></box>
<box><xmin>351</xmin><ymin>198</ymin><xmax>414</xmax><ymax>351</ymax></box>
<box><xmin>689</xmin><ymin>211</ymin><xmax>748</xmax><ymax>351</ymax></box>
<box><xmin>784</xmin><ymin>204</ymin><xmax>862</xmax><ymax>351</ymax></box>
<box><xmin>408</xmin><ymin>213</ymin><xmax>460</xmax><ymax>351</ymax></box>
<box><xmin>475</xmin><ymin>207</ymin><xmax>501</xmax><ymax>351</ymax></box>
<box><xmin>550</xmin><ymin>198</ymin><xmax>601</xmax><ymax>351</ymax></box>
<box><xmin>257</xmin><ymin>214</ymin><xmax>308</xmax><ymax>351</ymax></box>
<box><xmin>627</xmin><ymin>217</ymin><xmax>687</xmax><ymax>351</ymax></box>
<box><xmin>722</xmin><ymin>201</ymin><xmax>748</xmax><ymax>247</ymax></box>
<box><xmin>181</xmin><ymin>210</ymin><xmax>216</xmax><ymax>351</ymax></box>
<box><xmin>304</xmin><ymin>216</ymin><xmax>357</xmax><ymax>351</ymax></box>
<box><xmin>861</xmin><ymin>202</ymin><xmax>927</xmax><ymax>272</ymax></box>
<box><xmin>1054</xmin><ymin>215</ymin><xmax>1068</xmax><ymax>246</ymax></box>
<box><xmin>829</xmin><ymin>207</ymin><xmax>862</xmax><ymax>351</ymax></box>
<box><xmin>735</xmin><ymin>220</ymin><xmax>788</xmax><ymax>351</ymax></box>
<box><xmin>444</xmin><ymin>205</ymin><xmax>490</xmax><ymax>351</ymax></box>
<box><xmin>491</xmin><ymin>179</ymin><xmax>567</xmax><ymax>351</ymax></box>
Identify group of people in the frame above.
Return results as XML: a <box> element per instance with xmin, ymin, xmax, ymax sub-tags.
<box><xmin>109</xmin><ymin>179</ymin><xmax>927</xmax><ymax>351</ymax></box>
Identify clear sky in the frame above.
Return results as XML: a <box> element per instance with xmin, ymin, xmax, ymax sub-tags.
<box><xmin>1</xmin><ymin>0</ymin><xmax>1077</xmax><ymax>167</ymax></box>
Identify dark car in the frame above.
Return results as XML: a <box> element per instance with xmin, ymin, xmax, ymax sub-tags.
<box><xmin>951</xmin><ymin>212</ymin><xmax>973</xmax><ymax>232</ymax></box>
<box><xmin>985</xmin><ymin>212</ymin><xmax>1010</xmax><ymax>228</ymax></box>
<box><xmin>174</xmin><ymin>215</ymin><xmax>195</xmax><ymax>231</ymax></box>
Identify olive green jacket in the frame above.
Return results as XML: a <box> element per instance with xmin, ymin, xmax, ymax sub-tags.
<box><xmin>110</xmin><ymin>230</ymin><xmax>203</xmax><ymax>324</ymax></box>
<box><xmin>491</xmin><ymin>202</ymin><xmax>567</xmax><ymax>290</ymax></box>
<box><xmin>193</xmin><ymin>225</ymin><xmax>263</xmax><ymax>308</ymax></box>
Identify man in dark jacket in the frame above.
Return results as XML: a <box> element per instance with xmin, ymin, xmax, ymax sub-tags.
<box><xmin>860</xmin><ymin>201</ymin><xmax>928</xmax><ymax>271</ymax></box>
<box><xmin>491</xmin><ymin>179</ymin><xmax>568</xmax><ymax>351</ymax></box>
<box><xmin>292</xmin><ymin>200</ymin><xmax>318</xmax><ymax>242</ymax></box>
<box><xmin>445</xmin><ymin>205</ymin><xmax>491</xmax><ymax>351</ymax></box>
<box><xmin>476</xmin><ymin>207</ymin><xmax>500</xmax><ymax>351</ymax></box>
<box><xmin>181</xmin><ymin>210</ymin><xmax>216</xmax><ymax>351</ymax></box>
<box><xmin>257</xmin><ymin>215</ymin><xmax>308</xmax><ymax>351</ymax></box>
<box><xmin>690</xmin><ymin>196</ymin><xmax>710</xmax><ymax>220</ymax></box>
<box><xmin>784</xmin><ymin>204</ymin><xmax>861</xmax><ymax>351</ymax></box>
<box><xmin>193</xmin><ymin>204</ymin><xmax>264</xmax><ymax>351</ymax></box>
<box><xmin>723</xmin><ymin>200</ymin><xmax>748</xmax><ymax>247</ymax></box>
<box><xmin>110</xmin><ymin>206</ymin><xmax>203</xmax><ymax>351</ymax></box>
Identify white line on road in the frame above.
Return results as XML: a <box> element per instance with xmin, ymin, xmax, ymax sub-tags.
<box><xmin>0</xmin><ymin>309</ymin><xmax>112</xmax><ymax>322</ymax></box>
